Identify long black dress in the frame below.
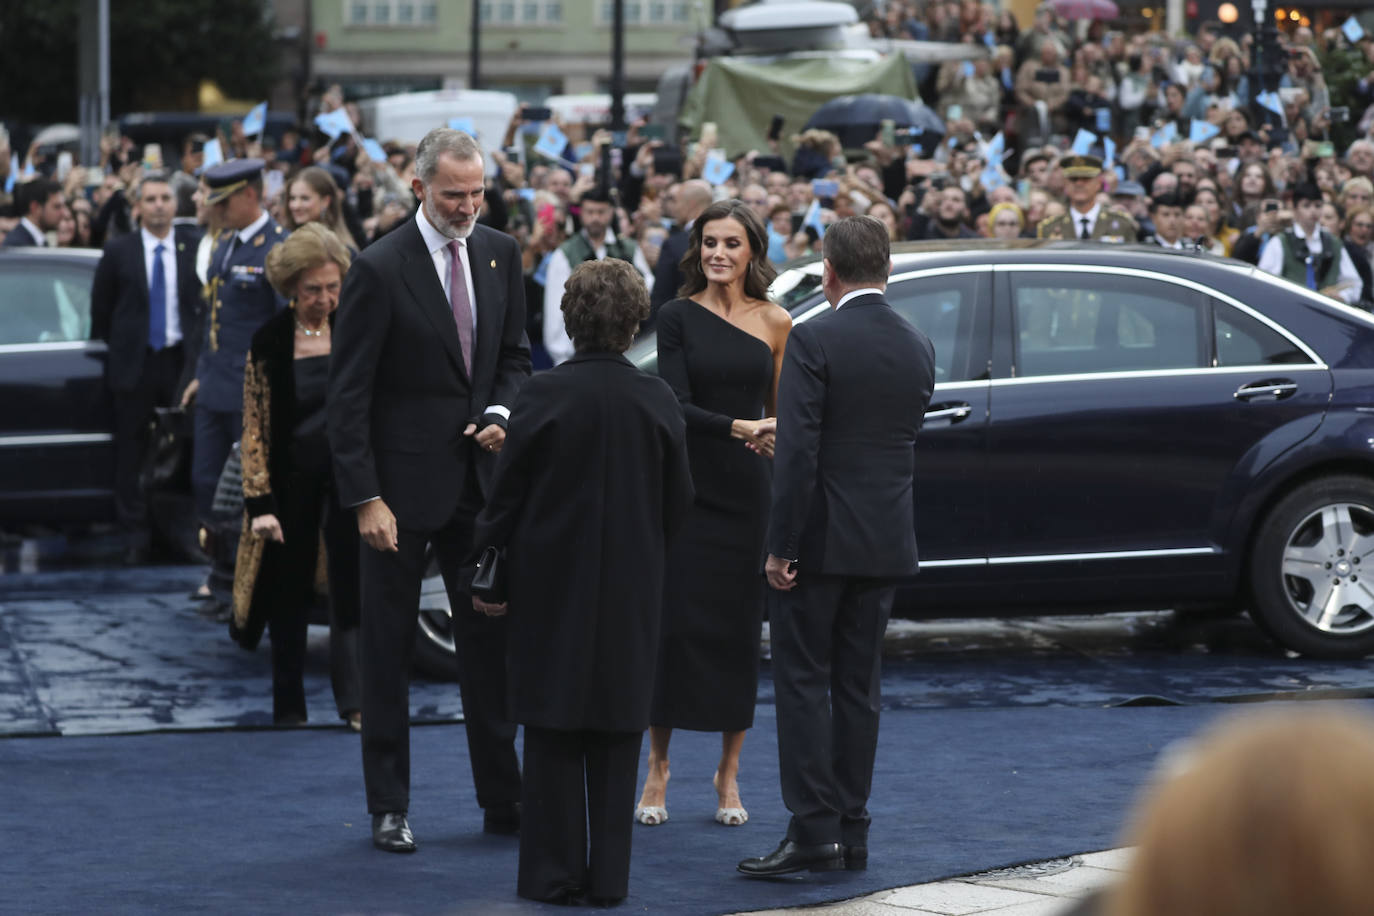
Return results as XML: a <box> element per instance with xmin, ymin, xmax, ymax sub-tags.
<box><xmin>652</xmin><ymin>297</ymin><xmax>773</xmax><ymax>732</ymax></box>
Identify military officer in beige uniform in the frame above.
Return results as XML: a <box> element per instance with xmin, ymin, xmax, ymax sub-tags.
<box><xmin>1037</xmin><ymin>155</ymin><xmax>1137</xmax><ymax>243</ymax></box>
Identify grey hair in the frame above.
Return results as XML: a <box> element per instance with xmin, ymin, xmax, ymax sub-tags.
<box><xmin>1349</xmin><ymin>140</ymin><xmax>1374</xmax><ymax>161</ymax></box>
<box><xmin>132</xmin><ymin>171</ymin><xmax>172</xmax><ymax>201</ymax></box>
<box><xmin>415</xmin><ymin>128</ymin><xmax>483</xmax><ymax>185</ymax></box>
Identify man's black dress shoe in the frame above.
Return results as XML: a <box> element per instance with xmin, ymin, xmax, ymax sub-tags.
<box><xmin>842</xmin><ymin>845</ymin><xmax>868</xmax><ymax>871</ymax></box>
<box><xmin>483</xmin><ymin>802</ymin><xmax>521</xmax><ymax>835</ymax></box>
<box><xmin>737</xmin><ymin>839</ymin><xmax>844</xmax><ymax>877</ymax></box>
<box><xmin>372</xmin><ymin>812</ymin><xmax>417</xmax><ymax>853</ymax></box>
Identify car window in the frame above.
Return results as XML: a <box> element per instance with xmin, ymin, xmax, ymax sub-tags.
<box><xmin>1012</xmin><ymin>273</ymin><xmax>1205</xmax><ymax>377</ymax></box>
<box><xmin>887</xmin><ymin>272</ymin><xmax>984</xmax><ymax>382</ymax></box>
<box><xmin>1212</xmin><ymin>299</ymin><xmax>1312</xmax><ymax>366</ymax></box>
<box><xmin>0</xmin><ymin>262</ymin><xmax>93</xmax><ymax>345</ymax></box>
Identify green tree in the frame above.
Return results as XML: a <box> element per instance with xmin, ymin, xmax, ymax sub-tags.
<box><xmin>0</xmin><ymin>0</ymin><xmax>278</xmax><ymax>124</ymax></box>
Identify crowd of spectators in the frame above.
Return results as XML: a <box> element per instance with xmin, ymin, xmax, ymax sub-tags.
<box><xmin>5</xmin><ymin>5</ymin><xmax>1374</xmax><ymax>336</ymax></box>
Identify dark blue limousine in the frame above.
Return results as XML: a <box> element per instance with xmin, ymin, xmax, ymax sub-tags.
<box><xmin>629</xmin><ymin>241</ymin><xmax>1374</xmax><ymax>660</ymax></box>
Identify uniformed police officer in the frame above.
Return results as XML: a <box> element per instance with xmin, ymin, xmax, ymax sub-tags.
<box><xmin>183</xmin><ymin>158</ymin><xmax>287</xmax><ymax>533</ymax></box>
<box><xmin>1037</xmin><ymin>154</ymin><xmax>1138</xmax><ymax>243</ymax></box>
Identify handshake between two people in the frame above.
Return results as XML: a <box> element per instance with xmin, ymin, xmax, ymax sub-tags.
<box><xmin>735</xmin><ymin>417</ymin><xmax>777</xmax><ymax>458</ymax></box>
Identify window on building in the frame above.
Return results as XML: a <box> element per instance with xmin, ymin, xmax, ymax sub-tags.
<box><xmin>597</xmin><ymin>0</ymin><xmax>691</xmax><ymax>25</ymax></box>
<box><xmin>345</xmin><ymin>0</ymin><xmax>438</xmax><ymax>26</ymax></box>
<box><xmin>479</xmin><ymin>0</ymin><xmax>563</xmax><ymax>23</ymax></box>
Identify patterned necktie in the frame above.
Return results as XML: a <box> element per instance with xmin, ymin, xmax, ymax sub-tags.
<box><xmin>1079</xmin><ymin>218</ymin><xmax>1091</xmax><ymax>240</ymax></box>
<box><xmin>149</xmin><ymin>243</ymin><xmax>167</xmax><ymax>350</ymax></box>
<box><xmin>447</xmin><ymin>240</ymin><xmax>474</xmax><ymax>372</ymax></box>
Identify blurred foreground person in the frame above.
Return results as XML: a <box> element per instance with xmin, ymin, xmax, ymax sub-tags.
<box><xmin>231</xmin><ymin>224</ymin><xmax>360</xmax><ymax>727</ymax></box>
<box><xmin>1106</xmin><ymin>709</ymin><xmax>1374</xmax><ymax>916</ymax></box>
<box><xmin>472</xmin><ymin>258</ymin><xmax>692</xmax><ymax>905</ymax></box>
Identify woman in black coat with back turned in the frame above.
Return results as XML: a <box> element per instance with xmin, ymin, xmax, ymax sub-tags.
<box><xmin>471</xmin><ymin>258</ymin><xmax>694</xmax><ymax>907</ymax></box>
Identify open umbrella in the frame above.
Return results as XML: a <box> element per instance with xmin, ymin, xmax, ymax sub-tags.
<box><xmin>804</xmin><ymin>94</ymin><xmax>944</xmax><ymax>150</ymax></box>
<box><xmin>1044</xmin><ymin>0</ymin><xmax>1118</xmax><ymax>21</ymax></box>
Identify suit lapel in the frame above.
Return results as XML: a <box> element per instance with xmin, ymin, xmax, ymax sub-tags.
<box><xmin>465</xmin><ymin>226</ymin><xmax>502</xmax><ymax>384</ymax></box>
<box><xmin>398</xmin><ymin>220</ymin><xmax>469</xmax><ymax>381</ymax></box>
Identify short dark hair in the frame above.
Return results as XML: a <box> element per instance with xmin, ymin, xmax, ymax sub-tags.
<box><xmin>678</xmin><ymin>199</ymin><xmax>777</xmax><ymax>300</ymax></box>
<box><xmin>1291</xmin><ymin>182</ymin><xmax>1323</xmax><ymax>204</ymax></box>
<box><xmin>562</xmin><ymin>259</ymin><xmax>649</xmax><ymax>353</ymax></box>
<box><xmin>579</xmin><ymin>184</ymin><xmax>613</xmax><ymax>205</ymax></box>
<box><xmin>822</xmin><ymin>216</ymin><xmax>890</xmax><ymax>286</ymax></box>
<box><xmin>15</xmin><ymin>178</ymin><xmax>61</xmax><ymax>217</ymax></box>
<box><xmin>1150</xmin><ymin>192</ymin><xmax>1182</xmax><ymax>212</ymax></box>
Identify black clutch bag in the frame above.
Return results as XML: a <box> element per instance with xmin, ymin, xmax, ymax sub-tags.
<box><xmin>471</xmin><ymin>546</ymin><xmax>508</xmax><ymax>604</ymax></box>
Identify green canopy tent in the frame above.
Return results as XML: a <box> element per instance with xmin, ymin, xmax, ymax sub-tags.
<box><xmin>677</xmin><ymin>53</ymin><xmax>918</xmax><ymax>162</ymax></box>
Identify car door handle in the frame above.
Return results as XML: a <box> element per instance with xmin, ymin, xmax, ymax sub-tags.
<box><xmin>924</xmin><ymin>402</ymin><xmax>973</xmax><ymax>423</ymax></box>
<box><xmin>1233</xmin><ymin>379</ymin><xmax>1298</xmax><ymax>401</ymax></box>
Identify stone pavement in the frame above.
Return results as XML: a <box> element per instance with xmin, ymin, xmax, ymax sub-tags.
<box><xmin>734</xmin><ymin>848</ymin><xmax>1132</xmax><ymax>915</ymax></box>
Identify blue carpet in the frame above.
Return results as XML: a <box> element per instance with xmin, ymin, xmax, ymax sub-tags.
<box><xmin>7</xmin><ymin>699</ymin><xmax>1337</xmax><ymax>916</ymax></box>
<box><xmin>6</xmin><ymin>566</ymin><xmax>1374</xmax><ymax>913</ymax></box>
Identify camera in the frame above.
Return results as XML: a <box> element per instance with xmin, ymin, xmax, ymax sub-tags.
<box><xmin>1329</xmin><ymin>106</ymin><xmax>1351</xmax><ymax>124</ymax></box>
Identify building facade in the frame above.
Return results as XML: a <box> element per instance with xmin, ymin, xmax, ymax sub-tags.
<box><xmin>308</xmin><ymin>0</ymin><xmax>699</xmax><ymax>102</ymax></box>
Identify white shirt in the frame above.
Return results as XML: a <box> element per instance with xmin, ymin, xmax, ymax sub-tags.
<box><xmin>19</xmin><ymin>217</ymin><xmax>46</xmax><ymax>246</ymax></box>
<box><xmin>543</xmin><ymin>228</ymin><xmax>655</xmax><ymax>365</ymax></box>
<box><xmin>835</xmin><ymin>287</ymin><xmax>884</xmax><ymax>309</ymax></box>
<box><xmin>413</xmin><ymin>209</ymin><xmax>509</xmax><ymax>422</ymax></box>
<box><xmin>141</xmin><ymin>227</ymin><xmax>182</xmax><ymax>347</ymax></box>
<box><xmin>415</xmin><ymin>210</ymin><xmax>478</xmax><ymax>344</ymax></box>
<box><xmin>234</xmin><ymin>210</ymin><xmax>271</xmax><ymax>246</ymax></box>
<box><xmin>1069</xmin><ymin>202</ymin><xmax>1101</xmax><ymax>238</ymax></box>
<box><xmin>1257</xmin><ymin>224</ymin><xmax>1362</xmax><ymax>305</ymax></box>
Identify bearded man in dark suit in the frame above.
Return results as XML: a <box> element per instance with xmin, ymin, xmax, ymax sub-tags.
<box><xmin>739</xmin><ymin>215</ymin><xmax>936</xmax><ymax>877</ymax></box>
<box><xmin>328</xmin><ymin>127</ymin><xmax>531</xmax><ymax>854</ymax></box>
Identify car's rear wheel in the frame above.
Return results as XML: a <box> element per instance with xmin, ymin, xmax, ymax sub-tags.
<box><xmin>413</xmin><ymin>549</ymin><xmax>458</xmax><ymax>681</ymax></box>
<box><xmin>1249</xmin><ymin>475</ymin><xmax>1374</xmax><ymax>659</ymax></box>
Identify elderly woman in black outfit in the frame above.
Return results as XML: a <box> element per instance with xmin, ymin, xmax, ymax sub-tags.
<box><xmin>231</xmin><ymin>223</ymin><xmax>361</xmax><ymax>728</ymax></box>
<box><xmin>471</xmin><ymin>258</ymin><xmax>693</xmax><ymax>906</ymax></box>
<box><xmin>636</xmin><ymin>200</ymin><xmax>792</xmax><ymax>828</ymax></box>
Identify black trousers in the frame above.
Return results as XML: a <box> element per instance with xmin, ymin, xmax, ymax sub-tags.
<box><xmin>769</xmin><ymin>574</ymin><xmax>894</xmax><ymax>847</ymax></box>
<box><xmin>518</xmin><ymin>727</ymin><xmax>643</xmax><ymax>903</ymax></box>
<box><xmin>258</xmin><ymin>469</ymin><xmax>361</xmax><ymax>723</ymax></box>
<box><xmin>358</xmin><ymin>467</ymin><xmax>520</xmax><ymax>815</ymax></box>
<box><xmin>110</xmin><ymin>345</ymin><xmax>183</xmax><ymax>549</ymax></box>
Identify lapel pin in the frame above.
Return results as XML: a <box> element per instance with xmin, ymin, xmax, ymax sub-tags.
<box><xmin>253</xmin><ymin>235</ymin><xmax>264</xmax><ymax>247</ymax></box>
<box><xmin>489</xmin><ymin>259</ymin><xmax>496</xmax><ymax>269</ymax></box>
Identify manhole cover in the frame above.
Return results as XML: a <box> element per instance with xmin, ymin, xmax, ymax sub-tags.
<box><xmin>969</xmin><ymin>857</ymin><xmax>1081</xmax><ymax>880</ymax></box>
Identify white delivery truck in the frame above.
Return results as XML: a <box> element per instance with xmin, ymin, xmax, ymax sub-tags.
<box><xmin>354</xmin><ymin>88</ymin><xmax>520</xmax><ymax>172</ymax></box>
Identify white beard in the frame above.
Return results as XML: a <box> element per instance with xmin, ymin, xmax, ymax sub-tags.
<box><xmin>423</xmin><ymin>196</ymin><xmax>476</xmax><ymax>240</ymax></box>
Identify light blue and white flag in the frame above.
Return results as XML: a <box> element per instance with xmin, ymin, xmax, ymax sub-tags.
<box><xmin>241</xmin><ymin>102</ymin><xmax>268</xmax><ymax>136</ymax></box>
<box><xmin>314</xmin><ymin>108</ymin><xmax>355</xmax><ymax>140</ymax></box>
<box><xmin>202</xmin><ymin>138</ymin><xmax>223</xmax><ymax>169</ymax></box>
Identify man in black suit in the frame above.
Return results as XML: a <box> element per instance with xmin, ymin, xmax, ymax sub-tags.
<box><xmin>4</xmin><ymin>178</ymin><xmax>67</xmax><ymax>247</ymax></box>
<box><xmin>646</xmin><ymin>179</ymin><xmax>712</xmax><ymax>327</ymax></box>
<box><xmin>739</xmin><ymin>215</ymin><xmax>935</xmax><ymax>877</ymax></box>
<box><xmin>90</xmin><ymin>172</ymin><xmax>203</xmax><ymax>564</ymax></box>
<box><xmin>328</xmin><ymin>127</ymin><xmax>531</xmax><ymax>854</ymax></box>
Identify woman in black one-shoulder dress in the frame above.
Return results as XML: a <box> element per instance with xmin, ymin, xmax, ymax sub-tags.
<box><xmin>636</xmin><ymin>199</ymin><xmax>792</xmax><ymax>828</ymax></box>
